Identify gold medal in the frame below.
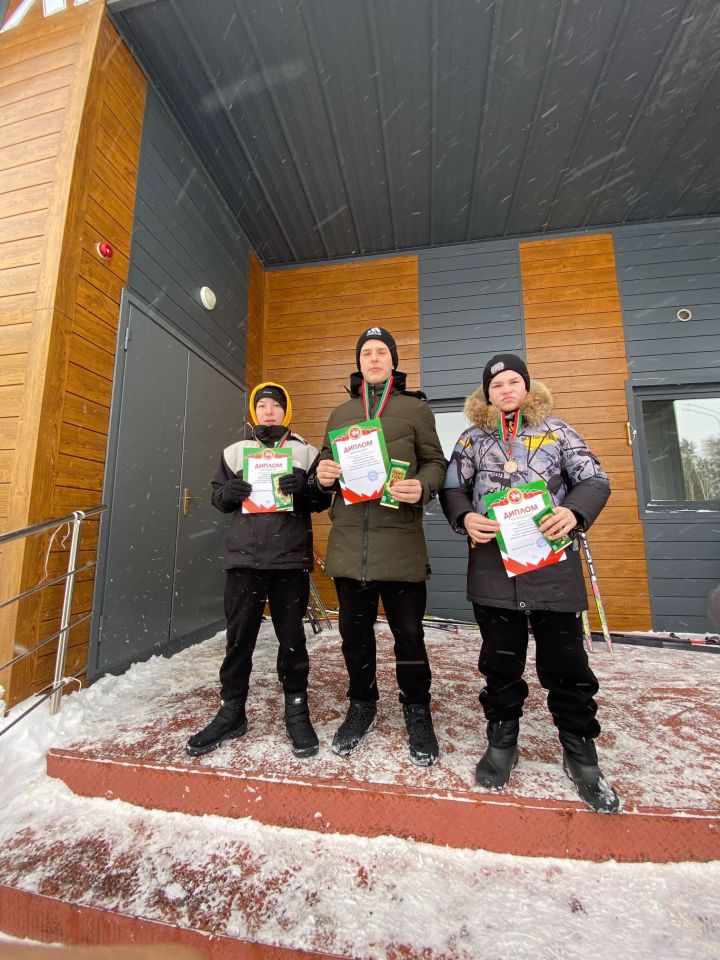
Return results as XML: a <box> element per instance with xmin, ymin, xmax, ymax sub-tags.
<box><xmin>504</xmin><ymin>459</ymin><xmax>518</xmax><ymax>474</ymax></box>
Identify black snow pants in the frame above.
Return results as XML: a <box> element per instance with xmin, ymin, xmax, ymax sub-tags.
<box><xmin>472</xmin><ymin>605</ymin><xmax>601</xmax><ymax>739</ymax></box>
<box><xmin>219</xmin><ymin>567</ymin><xmax>310</xmax><ymax>703</ymax></box>
<box><xmin>334</xmin><ymin>577</ymin><xmax>432</xmax><ymax>706</ymax></box>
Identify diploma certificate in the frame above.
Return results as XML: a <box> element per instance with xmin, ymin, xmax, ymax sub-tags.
<box><xmin>483</xmin><ymin>480</ymin><xmax>566</xmax><ymax>578</ymax></box>
<box><xmin>328</xmin><ymin>418</ymin><xmax>390</xmax><ymax>505</ymax></box>
<box><xmin>242</xmin><ymin>447</ymin><xmax>293</xmax><ymax>513</ymax></box>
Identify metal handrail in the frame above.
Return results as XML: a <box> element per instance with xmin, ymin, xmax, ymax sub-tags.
<box><xmin>0</xmin><ymin>505</ymin><xmax>107</xmax><ymax>729</ymax></box>
<box><xmin>0</xmin><ymin>505</ymin><xmax>106</xmax><ymax>546</ymax></box>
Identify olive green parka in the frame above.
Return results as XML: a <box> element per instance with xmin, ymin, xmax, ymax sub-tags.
<box><xmin>313</xmin><ymin>372</ymin><xmax>447</xmax><ymax>582</ymax></box>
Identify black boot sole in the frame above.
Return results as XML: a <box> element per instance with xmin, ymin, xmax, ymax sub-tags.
<box><xmin>287</xmin><ymin>735</ymin><xmax>320</xmax><ymax>759</ymax></box>
<box><xmin>185</xmin><ymin>721</ymin><xmax>248</xmax><ymax>757</ymax></box>
<box><xmin>562</xmin><ymin>759</ymin><xmax>621</xmax><ymax>814</ymax></box>
<box><xmin>331</xmin><ymin>717</ymin><xmax>375</xmax><ymax>757</ymax></box>
<box><xmin>475</xmin><ymin>749</ymin><xmax>519</xmax><ymax>791</ymax></box>
<box><xmin>408</xmin><ymin>749</ymin><xmax>439</xmax><ymax>768</ymax></box>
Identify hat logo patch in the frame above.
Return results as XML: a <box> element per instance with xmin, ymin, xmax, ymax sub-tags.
<box><xmin>490</xmin><ymin>361</ymin><xmax>505</xmax><ymax>375</ymax></box>
<box><xmin>366</xmin><ymin>327</ymin><xmax>382</xmax><ymax>336</ymax></box>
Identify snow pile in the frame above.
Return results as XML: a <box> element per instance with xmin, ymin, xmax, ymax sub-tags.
<box><xmin>0</xmin><ymin>627</ymin><xmax>718</xmax><ymax>959</ymax></box>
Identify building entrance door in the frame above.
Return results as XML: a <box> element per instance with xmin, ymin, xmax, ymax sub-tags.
<box><xmin>90</xmin><ymin>297</ymin><xmax>245</xmax><ymax>678</ymax></box>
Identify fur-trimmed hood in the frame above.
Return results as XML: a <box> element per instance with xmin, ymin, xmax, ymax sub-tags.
<box><xmin>464</xmin><ymin>380</ymin><xmax>554</xmax><ymax>431</ymax></box>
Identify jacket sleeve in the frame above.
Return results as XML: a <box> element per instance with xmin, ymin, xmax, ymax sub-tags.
<box><xmin>210</xmin><ymin>454</ymin><xmax>236</xmax><ymax>514</ymax></box>
<box><xmin>439</xmin><ymin>431</ymin><xmax>477</xmax><ymax>533</ymax></box>
<box><xmin>308</xmin><ymin>424</ymin><xmax>341</xmax><ymax>492</ymax></box>
<box><xmin>413</xmin><ymin>402</ymin><xmax>449</xmax><ymax>505</ymax></box>
<box><xmin>558</xmin><ymin>423</ymin><xmax>611</xmax><ymax>530</ymax></box>
<box><xmin>302</xmin><ymin>450</ymin><xmax>333</xmax><ymax>513</ymax></box>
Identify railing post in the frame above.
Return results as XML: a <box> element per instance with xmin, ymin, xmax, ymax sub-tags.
<box><xmin>49</xmin><ymin>511</ymin><xmax>85</xmax><ymax>715</ymax></box>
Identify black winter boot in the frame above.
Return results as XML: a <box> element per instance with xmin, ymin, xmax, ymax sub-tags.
<box><xmin>475</xmin><ymin>719</ymin><xmax>519</xmax><ymax>790</ymax></box>
<box><xmin>331</xmin><ymin>699</ymin><xmax>377</xmax><ymax>756</ymax></box>
<box><xmin>186</xmin><ymin>698</ymin><xmax>247</xmax><ymax>756</ymax></box>
<box><xmin>403</xmin><ymin>704</ymin><xmax>439</xmax><ymax>767</ymax></box>
<box><xmin>560</xmin><ymin>732</ymin><xmax>620</xmax><ymax>814</ymax></box>
<box><xmin>284</xmin><ymin>691</ymin><xmax>319</xmax><ymax>759</ymax></box>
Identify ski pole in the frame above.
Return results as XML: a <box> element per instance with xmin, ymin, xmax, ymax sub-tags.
<box><xmin>581</xmin><ymin>610</ymin><xmax>594</xmax><ymax>653</ymax></box>
<box><xmin>579</xmin><ymin>532</ymin><xmax>613</xmax><ymax>652</ymax></box>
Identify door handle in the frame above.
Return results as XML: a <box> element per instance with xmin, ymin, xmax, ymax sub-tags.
<box><xmin>182</xmin><ymin>487</ymin><xmax>205</xmax><ymax>517</ymax></box>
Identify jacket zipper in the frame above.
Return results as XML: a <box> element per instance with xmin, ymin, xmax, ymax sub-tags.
<box><xmin>360</xmin><ymin>383</ymin><xmax>379</xmax><ymax>585</ymax></box>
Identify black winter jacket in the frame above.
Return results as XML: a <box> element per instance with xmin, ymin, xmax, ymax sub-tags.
<box><xmin>212</xmin><ymin>425</ymin><xmax>330</xmax><ymax>571</ymax></box>
<box><xmin>440</xmin><ymin>382</ymin><xmax>610</xmax><ymax>612</ymax></box>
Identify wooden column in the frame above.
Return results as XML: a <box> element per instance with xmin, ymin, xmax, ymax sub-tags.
<box><xmin>519</xmin><ymin>234</ymin><xmax>652</xmax><ymax>632</ymax></box>
<box><xmin>0</xmin><ymin>2</ymin><xmax>147</xmax><ymax>706</ymax></box>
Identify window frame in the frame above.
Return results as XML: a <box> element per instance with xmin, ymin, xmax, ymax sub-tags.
<box><xmin>631</xmin><ymin>381</ymin><xmax>720</xmax><ymax>517</ymax></box>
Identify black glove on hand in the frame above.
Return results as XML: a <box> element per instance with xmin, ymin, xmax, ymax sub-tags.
<box><xmin>221</xmin><ymin>477</ymin><xmax>252</xmax><ymax>505</ymax></box>
<box><xmin>278</xmin><ymin>470</ymin><xmax>307</xmax><ymax>496</ymax></box>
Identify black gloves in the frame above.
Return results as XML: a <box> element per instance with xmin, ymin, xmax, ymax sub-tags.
<box><xmin>277</xmin><ymin>470</ymin><xmax>308</xmax><ymax>497</ymax></box>
<box><xmin>221</xmin><ymin>477</ymin><xmax>252</xmax><ymax>505</ymax></box>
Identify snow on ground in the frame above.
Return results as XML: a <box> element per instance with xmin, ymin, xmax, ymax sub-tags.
<box><xmin>0</xmin><ymin>625</ymin><xmax>719</xmax><ymax>960</ymax></box>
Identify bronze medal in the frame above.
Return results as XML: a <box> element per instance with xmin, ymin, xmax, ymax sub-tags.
<box><xmin>504</xmin><ymin>459</ymin><xmax>518</xmax><ymax>474</ymax></box>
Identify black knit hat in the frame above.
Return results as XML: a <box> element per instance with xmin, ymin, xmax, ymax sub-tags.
<box><xmin>482</xmin><ymin>353</ymin><xmax>530</xmax><ymax>402</ymax></box>
<box><xmin>254</xmin><ymin>385</ymin><xmax>287</xmax><ymax>411</ymax></box>
<box><xmin>355</xmin><ymin>326</ymin><xmax>399</xmax><ymax>370</ymax></box>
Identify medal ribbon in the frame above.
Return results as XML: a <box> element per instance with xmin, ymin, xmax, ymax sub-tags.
<box><xmin>257</xmin><ymin>427</ymin><xmax>291</xmax><ymax>449</ymax></box>
<box><xmin>498</xmin><ymin>411</ymin><xmax>522</xmax><ymax>460</ymax></box>
<box><xmin>362</xmin><ymin>376</ymin><xmax>394</xmax><ymax>420</ymax></box>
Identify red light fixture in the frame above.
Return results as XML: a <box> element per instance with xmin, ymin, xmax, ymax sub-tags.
<box><xmin>96</xmin><ymin>241</ymin><xmax>113</xmax><ymax>260</ymax></box>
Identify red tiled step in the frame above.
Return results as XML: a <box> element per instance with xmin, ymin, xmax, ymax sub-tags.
<box><xmin>47</xmin><ymin>747</ymin><xmax>720</xmax><ymax>863</ymax></box>
<box><xmin>0</xmin><ymin>887</ymin><xmax>339</xmax><ymax>960</ymax></box>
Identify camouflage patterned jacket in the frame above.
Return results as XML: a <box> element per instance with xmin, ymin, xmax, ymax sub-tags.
<box><xmin>440</xmin><ymin>381</ymin><xmax>610</xmax><ymax>612</ymax></box>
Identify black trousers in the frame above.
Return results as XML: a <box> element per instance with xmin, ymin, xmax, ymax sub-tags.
<box><xmin>219</xmin><ymin>567</ymin><xmax>310</xmax><ymax>703</ymax></box>
<box><xmin>472</xmin><ymin>604</ymin><xmax>601</xmax><ymax>739</ymax></box>
<box><xmin>334</xmin><ymin>578</ymin><xmax>431</xmax><ymax>705</ymax></box>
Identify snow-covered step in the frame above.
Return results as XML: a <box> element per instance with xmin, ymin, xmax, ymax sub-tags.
<box><xmin>47</xmin><ymin>627</ymin><xmax>720</xmax><ymax>864</ymax></box>
<box><xmin>2</xmin><ymin>626</ymin><xmax>720</xmax><ymax>958</ymax></box>
<box><xmin>1</xmin><ymin>787</ymin><xmax>718</xmax><ymax>960</ymax></box>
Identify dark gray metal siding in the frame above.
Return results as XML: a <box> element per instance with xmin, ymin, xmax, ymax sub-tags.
<box><xmin>614</xmin><ymin>218</ymin><xmax>720</xmax><ymax>634</ymax></box>
<box><xmin>128</xmin><ymin>88</ymin><xmax>251</xmax><ymax>381</ymax></box>
<box><xmin>420</xmin><ymin>240</ymin><xmax>524</xmax><ymax>401</ymax></box>
<box><xmin>420</xmin><ymin>239</ymin><xmax>524</xmax><ymax>621</ymax></box>
<box><xmin>643</xmin><ymin>520</ymin><xmax>720</xmax><ymax>635</ymax></box>
<box><xmin>614</xmin><ymin>219</ymin><xmax>720</xmax><ymax>383</ymax></box>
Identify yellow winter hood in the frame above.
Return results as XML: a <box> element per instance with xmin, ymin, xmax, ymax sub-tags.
<box><xmin>249</xmin><ymin>381</ymin><xmax>293</xmax><ymax>426</ymax></box>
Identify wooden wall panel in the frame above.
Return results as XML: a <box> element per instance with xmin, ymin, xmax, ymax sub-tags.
<box><xmin>0</xmin><ymin>4</ymin><xmax>146</xmax><ymax>707</ymax></box>
<box><xmin>261</xmin><ymin>255</ymin><xmax>421</xmax><ymax>607</ymax></box>
<box><xmin>519</xmin><ymin>234</ymin><xmax>652</xmax><ymax>633</ymax></box>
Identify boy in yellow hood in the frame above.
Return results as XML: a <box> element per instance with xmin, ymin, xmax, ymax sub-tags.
<box><xmin>186</xmin><ymin>382</ymin><xmax>329</xmax><ymax>759</ymax></box>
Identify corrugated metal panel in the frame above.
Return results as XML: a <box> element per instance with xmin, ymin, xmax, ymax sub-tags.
<box><xmin>614</xmin><ymin>218</ymin><xmax>720</xmax><ymax>382</ymax></box>
<box><xmin>614</xmin><ymin>218</ymin><xmax>720</xmax><ymax>635</ymax></box>
<box><xmin>419</xmin><ymin>237</ymin><xmax>523</xmax><ymax>622</ymax></box>
<box><xmin>128</xmin><ymin>89</ymin><xmax>251</xmax><ymax>380</ymax></box>
<box><xmin>419</xmin><ymin>239</ymin><xmax>524</xmax><ymax>400</ymax></box>
<box><xmin>108</xmin><ymin>0</ymin><xmax>720</xmax><ymax>266</ymax></box>
<box><xmin>644</xmin><ymin>521</ymin><xmax>720</xmax><ymax>633</ymax></box>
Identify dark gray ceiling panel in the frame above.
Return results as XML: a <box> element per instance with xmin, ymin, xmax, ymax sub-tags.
<box><xmin>109</xmin><ymin>0</ymin><xmax>720</xmax><ymax>266</ymax></box>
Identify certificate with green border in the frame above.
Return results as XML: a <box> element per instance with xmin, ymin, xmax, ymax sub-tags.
<box><xmin>242</xmin><ymin>447</ymin><xmax>293</xmax><ymax>513</ymax></box>
<box><xmin>328</xmin><ymin>417</ymin><xmax>390</xmax><ymax>505</ymax></box>
<box><xmin>483</xmin><ymin>480</ymin><xmax>566</xmax><ymax>577</ymax></box>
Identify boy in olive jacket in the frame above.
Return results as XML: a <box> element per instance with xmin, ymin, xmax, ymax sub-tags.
<box><xmin>312</xmin><ymin>327</ymin><xmax>447</xmax><ymax>767</ymax></box>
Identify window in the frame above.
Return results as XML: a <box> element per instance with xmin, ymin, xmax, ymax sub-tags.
<box><xmin>434</xmin><ymin>410</ymin><xmax>472</xmax><ymax>459</ymax></box>
<box><xmin>637</xmin><ymin>389</ymin><xmax>720</xmax><ymax>507</ymax></box>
